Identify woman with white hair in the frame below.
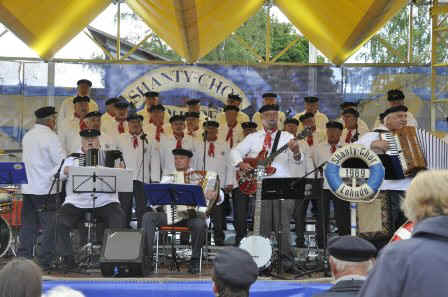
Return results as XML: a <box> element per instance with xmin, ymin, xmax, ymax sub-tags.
<box><xmin>359</xmin><ymin>170</ymin><xmax>448</xmax><ymax>297</ymax></box>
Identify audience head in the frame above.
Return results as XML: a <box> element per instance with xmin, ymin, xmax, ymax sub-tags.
<box><xmin>0</xmin><ymin>258</ymin><xmax>42</xmax><ymax>297</ymax></box>
<box><xmin>44</xmin><ymin>286</ymin><xmax>85</xmax><ymax>297</ymax></box>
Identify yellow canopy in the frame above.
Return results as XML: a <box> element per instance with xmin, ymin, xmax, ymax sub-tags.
<box><xmin>276</xmin><ymin>0</ymin><xmax>407</xmax><ymax>65</ymax></box>
<box><xmin>0</xmin><ymin>0</ymin><xmax>110</xmax><ymax>59</ymax></box>
<box><xmin>119</xmin><ymin>0</ymin><xmax>264</xmax><ymax>63</ymax></box>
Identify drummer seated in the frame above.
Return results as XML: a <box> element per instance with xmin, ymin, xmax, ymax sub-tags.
<box><xmin>142</xmin><ymin>148</ymin><xmax>224</xmax><ymax>275</ymax></box>
<box><xmin>40</xmin><ymin>129</ymin><xmax>126</xmax><ymax>268</ymax></box>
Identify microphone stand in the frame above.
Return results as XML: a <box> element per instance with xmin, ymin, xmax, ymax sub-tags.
<box><xmin>140</xmin><ymin>133</ymin><xmax>149</xmax><ymax>184</ymax></box>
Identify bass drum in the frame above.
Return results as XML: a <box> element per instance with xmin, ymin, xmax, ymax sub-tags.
<box><xmin>0</xmin><ymin>216</ymin><xmax>11</xmax><ymax>257</ymax></box>
<box><xmin>239</xmin><ymin>235</ymin><xmax>272</xmax><ymax>271</ymax></box>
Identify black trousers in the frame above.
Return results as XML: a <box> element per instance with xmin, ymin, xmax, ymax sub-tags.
<box><xmin>232</xmin><ymin>188</ymin><xmax>251</xmax><ymax>246</ymax></box>
<box><xmin>53</xmin><ymin>202</ymin><xmax>125</xmax><ymax>257</ymax></box>
<box><xmin>118</xmin><ymin>180</ymin><xmax>146</xmax><ymax>228</ymax></box>
<box><xmin>210</xmin><ymin>202</ymin><xmax>225</xmax><ymax>244</ymax></box>
<box><xmin>295</xmin><ymin>190</ymin><xmax>350</xmax><ymax>248</ymax></box>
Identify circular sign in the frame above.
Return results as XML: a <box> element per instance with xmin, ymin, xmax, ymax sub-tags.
<box><xmin>324</xmin><ymin>144</ymin><xmax>385</xmax><ymax>203</ymax></box>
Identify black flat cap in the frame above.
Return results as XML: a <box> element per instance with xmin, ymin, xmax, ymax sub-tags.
<box><xmin>224</xmin><ymin>105</ymin><xmax>239</xmax><ymax>112</ymax></box>
<box><xmin>387</xmin><ymin>89</ymin><xmax>405</xmax><ymax>101</ymax></box>
<box><xmin>114</xmin><ymin>100</ymin><xmax>130</xmax><ymax>109</ymax></box>
<box><xmin>105</xmin><ymin>97</ymin><xmax>119</xmax><ymax>106</ymax></box>
<box><xmin>149</xmin><ymin>104</ymin><xmax>165</xmax><ymax>112</ymax></box>
<box><xmin>169</xmin><ymin>114</ymin><xmax>185</xmax><ymax>123</ymax></box>
<box><xmin>184</xmin><ymin>112</ymin><xmax>200</xmax><ymax>119</ymax></box>
<box><xmin>328</xmin><ymin>236</ymin><xmax>377</xmax><ymax>262</ymax></box>
<box><xmin>228</xmin><ymin>94</ymin><xmax>242</xmax><ymax>102</ymax></box>
<box><xmin>172</xmin><ymin>148</ymin><xmax>193</xmax><ymax>158</ymax></box>
<box><xmin>326</xmin><ymin>121</ymin><xmax>343</xmax><ymax>130</ymax></box>
<box><xmin>284</xmin><ymin>118</ymin><xmax>299</xmax><ymax>126</ymax></box>
<box><xmin>214</xmin><ymin>247</ymin><xmax>258</xmax><ymax>289</ymax></box>
<box><xmin>342</xmin><ymin>108</ymin><xmax>359</xmax><ymax>117</ymax></box>
<box><xmin>383</xmin><ymin>105</ymin><xmax>408</xmax><ymax>118</ymax></box>
<box><xmin>340</xmin><ymin>102</ymin><xmax>358</xmax><ymax>109</ymax></box>
<box><xmin>127</xmin><ymin>114</ymin><xmax>143</xmax><ymax>121</ymax></box>
<box><xmin>299</xmin><ymin>112</ymin><xmax>314</xmax><ymax>122</ymax></box>
<box><xmin>73</xmin><ymin>96</ymin><xmax>90</xmax><ymax>104</ymax></box>
<box><xmin>304</xmin><ymin>96</ymin><xmax>319</xmax><ymax>103</ymax></box>
<box><xmin>79</xmin><ymin>129</ymin><xmax>101</xmax><ymax>137</ymax></box>
<box><xmin>203</xmin><ymin>120</ymin><xmax>219</xmax><ymax>128</ymax></box>
<box><xmin>259</xmin><ymin>104</ymin><xmax>279</xmax><ymax>113</ymax></box>
<box><xmin>144</xmin><ymin>91</ymin><xmax>159</xmax><ymax>97</ymax></box>
<box><xmin>186</xmin><ymin>99</ymin><xmax>201</xmax><ymax>106</ymax></box>
<box><xmin>84</xmin><ymin>111</ymin><xmax>102</xmax><ymax>119</ymax></box>
<box><xmin>241</xmin><ymin>121</ymin><xmax>257</xmax><ymax>129</ymax></box>
<box><xmin>77</xmin><ymin>79</ymin><xmax>92</xmax><ymax>87</ymax></box>
<box><xmin>262</xmin><ymin>92</ymin><xmax>277</xmax><ymax>98</ymax></box>
<box><xmin>35</xmin><ymin>106</ymin><xmax>57</xmax><ymax>119</ymax></box>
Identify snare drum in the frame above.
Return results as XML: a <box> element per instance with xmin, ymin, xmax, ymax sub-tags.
<box><xmin>1</xmin><ymin>195</ymin><xmax>23</xmax><ymax>227</ymax></box>
<box><xmin>0</xmin><ymin>193</ymin><xmax>12</xmax><ymax>214</ymax></box>
<box><xmin>0</xmin><ymin>216</ymin><xmax>11</xmax><ymax>257</ymax></box>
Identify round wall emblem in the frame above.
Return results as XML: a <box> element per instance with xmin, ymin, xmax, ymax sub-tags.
<box><xmin>324</xmin><ymin>144</ymin><xmax>385</xmax><ymax>203</ymax></box>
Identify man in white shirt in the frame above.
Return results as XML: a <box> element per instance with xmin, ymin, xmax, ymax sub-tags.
<box><xmin>57</xmin><ymin>79</ymin><xmax>98</xmax><ymax>130</ymax></box>
<box><xmin>196</xmin><ymin>120</ymin><xmax>234</xmax><ymax>246</ymax></box>
<box><xmin>216</xmin><ymin>94</ymin><xmax>250</xmax><ymax>127</ymax></box>
<box><xmin>357</xmin><ymin>105</ymin><xmax>411</xmax><ymax>247</ymax></box>
<box><xmin>138</xmin><ymin>92</ymin><xmax>171</xmax><ymax>126</ymax></box>
<box><xmin>105</xmin><ymin>100</ymin><xmax>129</xmax><ymax>137</ymax></box>
<box><xmin>142</xmin><ymin>148</ymin><xmax>220</xmax><ymax>274</ymax></box>
<box><xmin>185</xmin><ymin>99</ymin><xmax>206</xmax><ymax>125</ymax></box>
<box><xmin>341</xmin><ymin>108</ymin><xmax>369</xmax><ymax>144</ymax></box>
<box><xmin>218</xmin><ymin>105</ymin><xmax>244</xmax><ymax>149</ymax></box>
<box><xmin>185</xmin><ymin>112</ymin><xmax>201</xmax><ymax>139</ymax></box>
<box><xmin>101</xmin><ymin>97</ymin><xmax>119</xmax><ymax>134</ymax></box>
<box><xmin>294</xmin><ymin>96</ymin><xmax>329</xmax><ymax>131</ymax></box>
<box><xmin>339</xmin><ymin>102</ymin><xmax>369</xmax><ymax>132</ymax></box>
<box><xmin>58</xmin><ymin>96</ymin><xmax>90</xmax><ymax>154</ymax></box>
<box><xmin>252</xmin><ymin>93</ymin><xmax>286</xmax><ymax>130</ymax></box>
<box><xmin>41</xmin><ymin>129</ymin><xmax>125</xmax><ymax>268</ymax></box>
<box><xmin>230</xmin><ymin>104</ymin><xmax>302</xmax><ymax>273</ymax></box>
<box><xmin>284</xmin><ymin>118</ymin><xmax>300</xmax><ymax>137</ymax></box>
<box><xmin>143</xmin><ymin>104</ymin><xmax>171</xmax><ymax>142</ymax></box>
<box><xmin>118</xmin><ymin>114</ymin><xmax>160</xmax><ymax>227</ymax></box>
<box><xmin>299</xmin><ymin>112</ymin><xmax>327</xmax><ymax>147</ymax></box>
<box><xmin>373</xmin><ymin>89</ymin><xmax>418</xmax><ymax>128</ymax></box>
<box><xmin>20</xmin><ymin>106</ymin><xmax>66</xmax><ymax>266</ymax></box>
<box><xmin>241</xmin><ymin>121</ymin><xmax>258</xmax><ymax>138</ymax></box>
<box><xmin>159</xmin><ymin>115</ymin><xmax>199</xmax><ymax>176</ymax></box>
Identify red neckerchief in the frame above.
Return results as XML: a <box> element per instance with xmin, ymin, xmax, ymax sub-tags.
<box><xmin>330</xmin><ymin>143</ymin><xmax>337</xmax><ymax>153</ymax></box>
<box><xmin>174</xmin><ymin>132</ymin><xmax>184</xmax><ymax>149</ymax></box>
<box><xmin>225</xmin><ymin>123</ymin><xmax>237</xmax><ymax>148</ymax></box>
<box><xmin>74</xmin><ymin>113</ymin><xmax>87</xmax><ymax>131</ymax></box>
<box><xmin>345</xmin><ymin>129</ymin><xmax>353</xmax><ymax>144</ymax></box>
<box><xmin>306</xmin><ymin>135</ymin><xmax>314</xmax><ymax>146</ymax></box>
<box><xmin>262</xmin><ymin>128</ymin><xmax>277</xmax><ymax>152</ymax></box>
<box><xmin>132</xmin><ymin>134</ymin><xmax>139</xmax><ymax>149</ymax></box>
<box><xmin>207</xmin><ymin>136</ymin><xmax>218</xmax><ymax>157</ymax></box>
<box><xmin>118</xmin><ymin>121</ymin><xmax>125</xmax><ymax>134</ymax></box>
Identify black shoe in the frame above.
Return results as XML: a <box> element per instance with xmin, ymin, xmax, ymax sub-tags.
<box><xmin>62</xmin><ymin>256</ymin><xmax>77</xmax><ymax>270</ymax></box>
<box><xmin>188</xmin><ymin>259</ymin><xmax>200</xmax><ymax>274</ymax></box>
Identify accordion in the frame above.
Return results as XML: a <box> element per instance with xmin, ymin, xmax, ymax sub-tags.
<box><xmin>379</xmin><ymin>126</ymin><xmax>448</xmax><ymax>179</ymax></box>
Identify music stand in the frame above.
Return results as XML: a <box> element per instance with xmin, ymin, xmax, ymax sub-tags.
<box><xmin>143</xmin><ymin>183</ymin><xmax>206</xmax><ymax>272</ymax></box>
<box><xmin>262</xmin><ymin>177</ymin><xmax>327</xmax><ymax>278</ymax></box>
<box><xmin>69</xmin><ymin>166</ymin><xmax>133</xmax><ymax>269</ymax></box>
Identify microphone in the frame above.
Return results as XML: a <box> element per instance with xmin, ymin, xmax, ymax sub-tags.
<box><xmin>68</xmin><ymin>153</ymin><xmax>82</xmax><ymax>158</ymax></box>
<box><xmin>140</xmin><ymin>133</ymin><xmax>148</xmax><ymax>144</ymax></box>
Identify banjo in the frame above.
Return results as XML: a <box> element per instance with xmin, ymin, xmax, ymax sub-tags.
<box><xmin>239</xmin><ymin>165</ymin><xmax>272</xmax><ymax>270</ymax></box>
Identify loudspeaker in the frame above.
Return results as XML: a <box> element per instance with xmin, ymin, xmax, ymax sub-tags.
<box><xmin>100</xmin><ymin>229</ymin><xmax>145</xmax><ymax>277</ymax></box>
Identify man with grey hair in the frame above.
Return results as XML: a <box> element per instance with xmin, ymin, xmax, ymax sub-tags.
<box><xmin>19</xmin><ymin>107</ymin><xmax>66</xmax><ymax>268</ymax></box>
<box><xmin>313</xmin><ymin>236</ymin><xmax>376</xmax><ymax>297</ymax></box>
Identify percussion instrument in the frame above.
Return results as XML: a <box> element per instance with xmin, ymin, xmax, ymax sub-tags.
<box><xmin>0</xmin><ymin>193</ymin><xmax>12</xmax><ymax>214</ymax></box>
<box><xmin>239</xmin><ymin>166</ymin><xmax>272</xmax><ymax>271</ymax></box>
<box><xmin>390</xmin><ymin>221</ymin><xmax>414</xmax><ymax>243</ymax></box>
<box><xmin>0</xmin><ymin>216</ymin><xmax>12</xmax><ymax>257</ymax></box>
<box><xmin>164</xmin><ymin>170</ymin><xmax>220</xmax><ymax>225</ymax></box>
<box><xmin>1</xmin><ymin>196</ymin><xmax>23</xmax><ymax>228</ymax></box>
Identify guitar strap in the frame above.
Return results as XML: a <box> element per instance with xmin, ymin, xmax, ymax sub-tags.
<box><xmin>269</xmin><ymin>130</ymin><xmax>282</xmax><ymax>158</ymax></box>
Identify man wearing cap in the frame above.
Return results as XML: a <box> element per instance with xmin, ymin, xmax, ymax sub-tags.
<box><xmin>83</xmin><ymin>111</ymin><xmax>120</xmax><ymax>151</ymax></box>
<box><xmin>218</xmin><ymin>105</ymin><xmax>245</xmax><ymax>149</ymax></box>
<box><xmin>101</xmin><ymin>97</ymin><xmax>119</xmax><ymax>134</ymax></box>
<box><xmin>39</xmin><ymin>129</ymin><xmax>126</xmax><ymax>268</ymax></box>
<box><xmin>216</xmin><ymin>94</ymin><xmax>250</xmax><ymax>127</ymax></box>
<box><xmin>294</xmin><ymin>96</ymin><xmax>329</xmax><ymax>131</ymax></box>
<box><xmin>297</xmin><ymin>121</ymin><xmax>349</xmax><ymax>248</ymax></box>
<box><xmin>138</xmin><ymin>92</ymin><xmax>171</xmax><ymax>126</ymax></box>
<box><xmin>185</xmin><ymin>112</ymin><xmax>201</xmax><ymax>138</ymax></box>
<box><xmin>341</xmin><ymin>108</ymin><xmax>369</xmax><ymax>144</ymax></box>
<box><xmin>299</xmin><ymin>112</ymin><xmax>327</xmax><ymax>147</ymax></box>
<box><xmin>19</xmin><ymin>106</ymin><xmax>66</xmax><ymax>263</ymax></box>
<box><xmin>241</xmin><ymin>121</ymin><xmax>258</xmax><ymax>138</ymax></box>
<box><xmin>58</xmin><ymin>95</ymin><xmax>90</xmax><ymax>152</ymax></box>
<box><xmin>142</xmin><ymin>148</ymin><xmax>223</xmax><ymax>274</ymax></box>
<box><xmin>284</xmin><ymin>118</ymin><xmax>300</xmax><ymax>137</ymax></box>
<box><xmin>313</xmin><ymin>236</ymin><xmax>376</xmax><ymax>297</ymax></box>
<box><xmin>196</xmin><ymin>121</ymin><xmax>234</xmax><ymax>246</ymax></box>
<box><xmin>339</xmin><ymin>102</ymin><xmax>369</xmax><ymax>132</ymax></box>
<box><xmin>212</xmin><ymin>247</ymin><xmax>258</xmax><ymax>297</ymax></box>
<box><xmin>230</xmin><ymin>104</ymin><xmax>303</xmax><ymax>273</ymax></box>
<box><xmin>57</xmin><ymin>79</ymin><xmax>98</xmax><ymax>131</ymax></box>
<box><xmin>357</xmin><ymin>105</ymin><xmax>411</xmax><ymax>247</ymax></box>
<box><xmin>373</xmin><ymin>89</ymin><xmax>418</xmax><ymax>128</ymax></box>
<box><xmin>118</xmin><ymin>114</ymin><xmax>160</xmax><ymax>227</ymax></box>
<box><xmin>252</xmin><ymin>93</ymin><xmax>286</xmax><ymax>130</ymax></box>
<box><xmin>105</xmin><ymin>100</ymin><xmax>129</xmax><ymax>137</ymax></box>
<box><xmin>186</xmin><ymin>99</ymin><xmax>206</xmax><ymax>126</ymax></box>
<box><xmin>143</xmin><ymin>104</ymin><xmax>171</xmax><ymax>142</ymax></box>
<box><xmin>159</xmin><ymin>115</ymin><xmax>199</xmax><ymax>176</ymax></box>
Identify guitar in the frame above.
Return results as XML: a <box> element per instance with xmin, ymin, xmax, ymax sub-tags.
<box><xmin>236</xmin><ymin>128</ymin><xmax>312</xmax><ymax>196</ymax></box>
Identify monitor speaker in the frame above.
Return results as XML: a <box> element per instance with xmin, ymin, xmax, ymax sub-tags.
<box><xmin>99</xmin><ymin>229</ymin><xmax>145</xmax><ymax>277</ymax></box>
